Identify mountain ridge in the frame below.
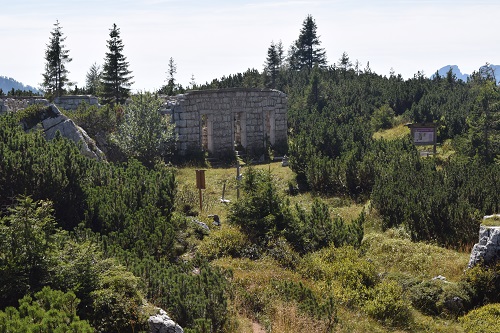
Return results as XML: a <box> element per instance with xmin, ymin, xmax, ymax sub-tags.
<box><xmin>0</xmin><ymin>76</ymin><xmax>41</xmax><ymax>94</ymax></box>
<box><xmin>433</xmin><ymin>64</ymin><xmax>500</xmax><ymax>82</ymax></box>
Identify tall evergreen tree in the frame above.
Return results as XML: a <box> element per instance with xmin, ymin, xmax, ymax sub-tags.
<box><xmin>264</xmin><ymin>41</ymin><xmax>281</xmax><ymax>89</ymax></box>
<box><xmin>101</xmin><ymin>23</ymin><xmax>133</xmax><ymax>104</ymax></box>
<box><xmin>288</xmin><ymin>15</ymin><xmax>327</xmax><ymax>71</ymax></box>
<box><xmin>42</xmin><ymin>20</ymin><xmax>72</xmax><ymax>98</ymax></box>
<box><xmin>85</xmin><ymin>62</ymin><xmax>102</xmax><ymax>96</ymax></box>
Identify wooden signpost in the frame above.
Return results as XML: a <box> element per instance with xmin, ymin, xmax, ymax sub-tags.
<box><xmin>407</xmin><ymin>123</ymin><xmax>437</xmax><ymax>155</ymax></box>
<box><xmin>196</xmin><ymin>169</ymin><xmax>206</xmax><ymax>212</ymax></box>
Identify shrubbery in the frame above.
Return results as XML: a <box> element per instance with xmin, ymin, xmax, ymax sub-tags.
<box><xmin>459</xmin><ymin>303</ymin><xmax>500</xmax><ymax>333</ymax></box>
<box><xmin>363</xmin><ymin>280</ymin><xmax>412</xmax><ymax>327</ymax></box>
<box><xmin>0</xmin><ymin>287</ymin><xmax>93</xmax><ymax>333</ymax></box>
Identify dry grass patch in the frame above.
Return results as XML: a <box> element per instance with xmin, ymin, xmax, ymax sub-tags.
<box><xmin>363</xmin><ymin>232</ymin><xmax>470</xmax><ymax>281</ymax></box>
<box><xmin>373</xmin><ymin>123</ymin><xmax>410</xmax><ymax>141</ymax></box>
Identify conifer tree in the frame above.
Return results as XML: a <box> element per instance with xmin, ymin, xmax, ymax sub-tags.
<box><xmin>101</xmin><ymin>23</ymin><xmax>133</xmax><ymax>104</ymax></box>
<box><xmin>85</xmin><ymin>62</ymin><xmax>102</xmax><ymax>96</ymax></box>
<box><xmin>42</xmin><ymin>20</ymin><xmax>72</xmax><ymax>98</ymax></box>
<box><xmin>264</xmin><ymin>41</ymin><xmax>282</xmax><ymax>89</ymax></box>
<box><xmin>288</xmin><ymin>15</ymin><xmax>327</xmax><ymax>71</ymax></box>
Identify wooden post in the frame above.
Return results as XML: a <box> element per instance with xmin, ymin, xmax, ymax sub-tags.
<box><xmin>196</xmin><ymin>169</ymin><xmax>206</xmax><ymax>213</ymax></box>
<box><xmin>236</xmin><ymin>162</ymin><xmax>241</xmax><ymax>200</ymax></box>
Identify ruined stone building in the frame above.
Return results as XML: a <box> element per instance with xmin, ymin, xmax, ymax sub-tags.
<box><xmin>2</xmin><ymin>89</ymin><xmax>288</xmax><ymax>157</ymax></box>
<box><xmin>164</xmin><ymin>88</ymin><xmax>287</xmax><ymax>156</ymax></box>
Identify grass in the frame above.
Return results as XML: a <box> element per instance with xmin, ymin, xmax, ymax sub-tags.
<box><xmin>373</xmin><ymin>123</ymin><xmax>410</xmax><ymax>140</ymax></box>
<box><xmin>363</xmin><ymin>232</ymin><xmax>470</xmax><ymax>281</ymax></box>
<box><xmin>175</xmin><ymin>162</ymin><xmax>477</xmax><ymax>333</ymax></box>
<box><xmin>482</xmin><ymin>215</ymin><xmax>500</xmax><ymax>227</ymax></box>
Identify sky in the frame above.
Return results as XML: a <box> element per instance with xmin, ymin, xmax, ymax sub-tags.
<box><xmin>1</xmin><ymin>0</ymin><xmax>499</xmax><ymax>92</ymax></box>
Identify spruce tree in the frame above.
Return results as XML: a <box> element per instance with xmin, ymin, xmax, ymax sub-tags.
<box><xmin>85</xmin><ymin>62</ymin><xmax>102</xmax><ymax>96</ymax></box>
<box><xmin>264</xmin><ymin>41</ymin><xmax>282</xmax><ymax>89</ymax></box>
<box><xmin>288</xmin><ymin>15</ymin><xmax>327</xmax><ymax>71</ymax></box>
<box><xmin>101</xmin><ymin>23</ymin><xmax>133</xmax><ymax>104</ymax></box>
<box><xmin>42</xmin><ymin>20</ymin><xmax>72</xmax><ymax>98</ymax></box>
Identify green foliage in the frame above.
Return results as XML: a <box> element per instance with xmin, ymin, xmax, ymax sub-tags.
<box><xmin>229</xmin><ymin>167</ymin><xmax>291</xmax><ymax>242</ymax></box>
<box><xmin>363</xmin><ymin>280</ymin><xmax>412</xmax><ymax>327</ymax></box>
<box><xmin>101</xmin><ymin>23</ymin><xmax>133</xmax><ymax>105</ymax></box>
<box><xmin>197</xmin><ymin>225</ymin><xmax>249</xmax><ymax>260</ymax></box>
<box><xmin>85</xmin><ymin>62</ymin><xmax>102</xmax><ymax>96</ymax></box>
<box><xmin>274</xmin><ymin>280</ymin><xmax>337</xmax><ymax>325</ymax></box>
<box><xmin>90</xmin><ymin>261</ymin><xmax>144</xmax><ymax>333</ymax></box>
<box><xmin>298</xmin><ymin>246</ymin><xmax>377</xmax><ymax>305</ymax></box>
<box><xmin>0</xmin><ymin>197</ymin><xmax>57</xmax><ymax>307</ymax></box>
<box><xmin>461</xmin><ymin>80</ymin><xmax>500</xmax><ymax>163</ymax></box>
<box><xmin>370</xmin><ymin>104</ymin><xmax>395</xmax><ymax>131</ymax></box>
<box><xmin>112</xmin><ymin>92</ymin><xmax>176</xmax><ymax>165</ymax></box>
<box><xmin>409</xmin><ymin>280</ymin><xmax>443</xmax><ymax>316</ymax></box>
<box><xmin>372</xmin><ymin>153</ymin><xmax>499</xmax><ymax>247</ymax></box>
<box><xmin>42</xmin><ymin>20</ymin><xmax>72</xmax><ymax>98</ymax></box>
<box><xmin>15</xmin><ymin>103</ymin><xmax>52</xmax><ymax>129</ymax></box>
<box><xmin>124</xmin><ymin>259</ymin><xmax>230</xmax><ymax>333</ymax></box>
<box><xmin>264</xmin><ymin>40</ymin><xmax>284</xmax><ymax>89</ymax></box>
<box><xmin>288</xmin><ymin>15</ymin><xmax>327</xmax><ymax>70</ymax></box>
<box><xmin>459</xmin><ymin>303</ymin><xmax>500</xmax><ymax>333</ymax></box>
<box><xmin>0</xmin><ymin>287</ymin><xmax>93</xmax><ymax>333</ymax></box>
<box><xmin>289</xmin><ymin>199</ymin><xmax>364</xmax><ymax>254</ymax></box>
<box><xmin>84</xmin><ymin>159</ymin><xmax>177</xmax><ymax>260</ymax></box>
<box><xmin>463</xmin><ymin>263</ymin><xmax>500</xmax><ymax>306</ymax></box>
<box><xmin>64</xmin><ymin>102</ymin><xmax>118</xmax><ymax>138</ymax></box>
<box><xmin>0</xmin><ymin>113</ymin><xmax>93</xmax><ymax>229</ymax></box>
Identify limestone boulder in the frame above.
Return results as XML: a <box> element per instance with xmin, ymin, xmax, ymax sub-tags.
<box><xmin>468</xmin><ymin>224</ymin><xmax>500</xmax><ymax>268</ymax></box>
<box><xmin>148</xmin><ymin>309</ymin><xmax>183</xmax><ymax>333</ymax></box>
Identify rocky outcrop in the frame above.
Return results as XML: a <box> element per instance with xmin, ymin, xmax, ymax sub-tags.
<box><xmin>17</xmin><ymin>103</ymin><xmax>105</xmax><ymax>161</ymax></box>
<box><xmin>468</xmin><ymin>222</ymin><xmax>500</xmax><ymax>268</ymax></box>
<box><xmin>43</xmin><ymin>104</ymin><xmax>105</xmax><ymax>160</ymax></box>
<box><xmin>148</xmin><ymin>309</ymin><xmax>184</xmax><ymax>333</ymax></box>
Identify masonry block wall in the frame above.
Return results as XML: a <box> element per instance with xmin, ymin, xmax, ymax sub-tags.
<box><xmin>0</xmin><ymin>97</ymin><xmax>49</xmax><ymax>113</ymax></box>
<box><xmin>167</xmin><ymin>88</ymin><xmax>287</xmax><ymax>156</ymax></box>
<box><xmin>54</xmin><ymin>95</ymin><xmax>99</xmax><ymax>110</ymax></box>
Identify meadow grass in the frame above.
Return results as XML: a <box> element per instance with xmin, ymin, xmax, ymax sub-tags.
<box><xmin>373</xmin><ymin>123</ymin><xmax>410</xmax><ymax>140</ymax></box>
<box><xmin>176</xmin><ymin>162</ymin><xmax>475</xmax><ymax>333</ymax></box>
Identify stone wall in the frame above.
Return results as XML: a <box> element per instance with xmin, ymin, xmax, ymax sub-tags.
<box><xmin>0</xmin><ymin>97</ymin><xmax>49</xmax><ymax>113</ymax></box>
<box><xmin>54</xmin><ymin>95</ymin><xmax>99</xmax><ymax>110</ymax></box>
<box><xmin>1</xmin><ymin>95</ymin><xmax>98</xmax><ymax>114</ymax></box>
<box><xmin>166</xmin><ymin>88</ymin><xmax>287</xmax><ymax>156</ymax></box>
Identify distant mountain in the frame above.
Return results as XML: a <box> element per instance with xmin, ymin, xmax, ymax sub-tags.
<box><xmin>433</xmin><ymin>65</ymin><xmax>469</xmax><ymax>81</ymax></box>
<box><xmin>0</xmin><ymin>76</ymin><xmax>41</xmax><ymax>94</ymax></box>
<box><xmin>433</xmin><ymin>64</ymin><xmax>500</xmax><ymax>83</ymax></box>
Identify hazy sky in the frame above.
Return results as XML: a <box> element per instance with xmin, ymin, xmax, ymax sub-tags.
<box><xmin>1</xmin><ymin>0</ymin><xmax>499</xmax><ymax>91</ymax></box>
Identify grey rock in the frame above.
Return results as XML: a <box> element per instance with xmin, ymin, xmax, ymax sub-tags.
<box><xmin>468</xmin><ymin>225</ymin><xmax>500</xmax><ymax>268</ymax></box>
<box><xmin>148</xmin><ymin>309</ymin><xmax>183</xmax><ymax>333</ymax></box>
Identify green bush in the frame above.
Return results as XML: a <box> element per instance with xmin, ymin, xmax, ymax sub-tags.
<box><xmin>90</xmin><ymin>261</ymin><xmax>145</xmax><ymax>333</ymax></box>
<box><xmin>298</xmin><ymin>245</ymin><xmax>377</xmax><ymax>305</ymax></box>
<box><xmin>437</xmin><ymin>281</ymin><xmax>473</xmax><ymax>317</ymax></box>
<box><xmin>363</xmin><ymin>280</ymin><xmax>412</xmax><ymax>327</ymax></box>
<box><xmin>464</xmin><ymin>263</ymin><xmax>500</xmax><ymax>306</ymax></box>
<box><xmin>459</xmin><ymin>303</ymin><xmax>500</xmax><ymax>333</ymax></box>
<box><xmin>0</xmin><ymin>287</ymin><xmax>93</xmax><ymax>333</ymax></box>
<box><xmin>409</xmin><ymin>280</ymin><xmax>443</xmax><ymax>316</ymax></box>
<box><xmin>197</xmin><ymin>225</ymin><xmax>249</xmax><ymax>260</ymax></box>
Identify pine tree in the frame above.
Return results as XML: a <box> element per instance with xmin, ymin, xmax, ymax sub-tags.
<box><xmin>288</xmin><ymin>15</ymin><xmax>327</xmax><ymax>71</ymax></box>
<box><xmin>42</xmin><ymin>20</ymin><xmax>72</xmax><ymax>98</ymax></box>
<box><xmin>264</xmin><ymin>41</ymin><xmax>281</xmax><ymax>89</ymax></box>
<box><xmin>85</xmin><ymin>62</ymin><xmax>102</xmax><ymax>96</ymax></box>
<box><xmin>101</xmin><ymin>23</ymin><xmax>133</xmax><ymax>104</ymax></box>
